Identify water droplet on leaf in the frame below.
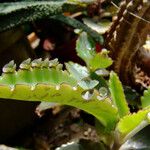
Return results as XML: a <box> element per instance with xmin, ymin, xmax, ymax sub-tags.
<box><xmin>95</xmin><ymin>68</ymin><xmax>109</xmax><ymax>76</ymax></box>
<box><xmin>74</xmin><ymin>29</ymin><xmax>82</xmax><ymax>34</ymax></box>
<box><xmin>56</xmin><ymin>85</ymin><xmax>60</xmax><ymax>90</ymax></box>
<box><xmin>72</xmin><ymin>86</ymin><xmax>77</xmax><ymax>91</ymax></box>
<box><xmin>147</xmin><ymin>112</ymin><xmax>150</xmax><ymax>122</ymax></box>
<box><xmin>99</xmin><ymin>87</ymin><xmax>108</xmax><ymax>97</ymax></box>
<box><xmin>97</xmin><ymin>87</ymin><xmax>108</xmax><ymax>101</ymax></box>
<box><xmin>112</xmin><ymin>105</ymin><xmax>115</xmax><ymax>108</ymax></box>
<box><xmin>31</xmin><ymin>84</ymin><xmax>36</xmax><ymax>91</ymax></box>
<box><xmin>82</xmin><ymin>90</ymin><xmax>94</xmax><ymax>101</ymax></box>
<box><xmin>10</xmin><ymin>85</ymin><xmax>15</xmax><ymax>92</ymax></box>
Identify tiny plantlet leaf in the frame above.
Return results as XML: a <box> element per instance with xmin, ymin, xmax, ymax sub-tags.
<box><xmin>89</xmin><ymin>51</ymin><xmax>113</xmax><ymax>71</ymax></box>
<box><xmin>42</xmin><ymin>58</ymin><xmax>49</xmax><ymax>68</ymax></box>
<box><xmin>95</xmin><ymin>68</ymin><xmax>109</xmax><ymax>77</ymax></box>
<box><xmin>49</xmin><ymin>58</ymin><xmax>59</xmax><ymax>67</ymax></box>
<box><xmin>76</xmin><ymin>32</ymin><xmax>112</xmax><ymax>70</ymax></box>
<box><xmin>78</xmin><ymin>78</ymin><xmax>99</xmax><ymax>90</ymax></box>
<box><xmin>0</xmin><ymin>59</ymin><xmax>118</xmax><ymax>133</ymax></box>
<box><xmin>65</xmin><ymin>62</ymin><xmax>89</xmax><ymax>81</ymax></box>
<box><xmin>76</xmin><ymin>31</ymin><xmax>96</xmax><ymax>65</ymax></box>
<box><xmin>31</xmin><ymin>58</ymin><xmax>42</xmax><ymax>68</ymax></box>
<box><xmin>81</xmin><ymin>90</ymin><xmax>94</xmax><ymax>101</ymax></box>
<box><xmin>99</xmin><ymin>87</ymin><xmax>108</xmax><ymax>98</ymax></box>
<box><xmin>109</xmin><ymin>71</ymin><xmax>130</xmax><ymax>118</ymax></box>
<box><xmin>2</xmin><ymin>60</ymin><xmax>16</xmax><ymax>73</ymax></box>
<box><xmin>19</xmin><ymin>58</ymin><xmax>31</xmax><ymax>70</ymax></box>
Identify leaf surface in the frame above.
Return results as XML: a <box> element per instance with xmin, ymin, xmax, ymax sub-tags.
<box><xmin>0</xmin><ymin>1</ymin><xmax>86</xmax><ymax>32</ymax></box>
<box><xmin>109</xmin><ymin>72</ymin><xmax>129</xmax><ymax>118</ymax></box>
<box><xmin>141</xmin><ymin>88</ymin><xmax>150</xmax><ymax>108</ymax></box>
<box><xmin>0</xmin><ymin>60</ymin><xmax>118</xmax><ymax>133</ymax></box>
<box><xmin>89</xmin><ymin>51</ymin><xmax>113</xmax><ymax>71</ymax></box>
<box><xmin>65</xmin><ymin>62</ymin><xmax>89</xmax><ymax>81</ymax></box>
<box><xmin>117</xmin><ymin>109</ymin><xmax>150</xmax><ymax>140</ymax></box>
<box><xmin>76</xmin><ymin>32</ymin><xmax>96</xmax><ymax>65</ymax></box>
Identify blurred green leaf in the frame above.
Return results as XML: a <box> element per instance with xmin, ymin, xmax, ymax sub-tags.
<box><xmin>109</xmin><ymin>72</ymin><xmax>129</xmax><ymax>118</ymax></box>
<box><xmin>0</xmin><ymin>1</ymin><xmax>87</xmax><ymax>32</ymax></box>
<box><xmin>141</xmin><ymin>88</ymin><xmax>150</xmax><ymax>108</ymax></box>
<box><xmin>83</xmin><ymin>18</ymin><xmax>111</xmax><ymax>34</ymax></box>
<box><xmin>117</xmin><ymin>109</ymin><xmax>150</xmax><ymax>142</ymax></box>
<box><xmin>76</xmin><ymin>32</ymin><xmax>96</xmax><ymax>65</ymax></box>
<box><xmin>67</xmin><ymin>0</ymin><xmax>94</xmax><ymax>5</ymax></box>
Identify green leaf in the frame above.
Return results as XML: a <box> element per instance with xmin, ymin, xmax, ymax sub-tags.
<box><xmin>66</xmin><ymin>62</ymin><xmax>99</xmax><ymax>90</ymax></box>
<box><xmin>0</xmin><ymin>1</ymin><xmax>86</xmax><ymax>32</ymax></box>
<box><xmin>117</xmin><ymin>109</ymin><xmax>150</xmax><ymax>141</ymax></box>
<box><xmin>109</xmin><ymin>72</ymin><xmax>129</xmax><ymax>118</ymax></box>
<box><xmin>65</xmin><ymin>62</ymin><xmax>89</xmax><ymax>81</ymax></box>
<box><xmin>141</xmin><ymin>88</ymin><xmax>150</xmax><ymax>108</ymax></box>
<box><xmin>90</xmin><ymin>72</ymin><xmax>108</xmax><ymax>87</ymax></box>
<box><xmin>76</xmin><ymin>32</ymin><xmax>110</xmax><ymax>70</ymax></box>
<box><xmin>0</xmin><ymin>84</ymin><xmax>118</xmax><ymax>133</ymax></box>
<box><xmin>0</xmin><ymin>59</ymin><xmax>118</xmax><ymax>133</ymax></box>
<box><xmin>89</xmin><ymin>51</ymin><xmax>113</xmax><ymax>71</ymax></box>
<box><xmin>78</xmin><ymin>78</ymin><xmax>99</xmax><ymax>90</ymax></box>
<box><xmin>95</xmin><ymin>119</ymin><xmax>114</xmax><ymax>146</ymax></box>
<box><xmin>76</xmin><ymin>32</ymin><xmax>96</xmax><ymax>65</ymax></box>
<box><xmin>0</xmin><ymin>1</ymin><xmax>64</xmax><ymax>31</ymax></box>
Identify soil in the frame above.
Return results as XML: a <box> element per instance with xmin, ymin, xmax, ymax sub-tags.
<box><xmin>6</xmin><ymin>106</ymin><xmax>99</xmax><ymax>150</ymax></box>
